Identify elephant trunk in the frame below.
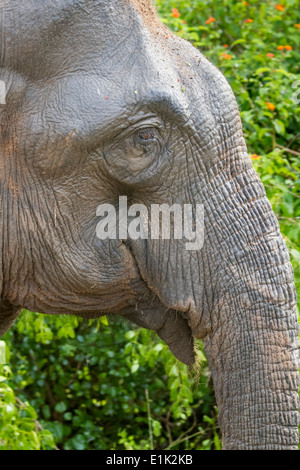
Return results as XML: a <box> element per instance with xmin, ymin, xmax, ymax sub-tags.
<box><xmin>203</xmin><ymin>282</ymin><xmax>299</xmax><ymax>449</ymax></box>
<box><xmin>199</xmin><ymin>167</ymin><xmax>300</xmax><ymax>449</ymax></box>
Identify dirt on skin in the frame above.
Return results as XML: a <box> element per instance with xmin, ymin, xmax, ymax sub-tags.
<box><xmin>129</xmin><ymin>0</ymin><xmax>163</xmax><ymax>30</ymax></box>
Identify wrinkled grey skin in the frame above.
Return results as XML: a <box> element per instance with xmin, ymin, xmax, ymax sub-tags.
<box><xmin>0</xmin><ymin>0</ymin><xmax>299</xmax><ymax>450</ymax></box>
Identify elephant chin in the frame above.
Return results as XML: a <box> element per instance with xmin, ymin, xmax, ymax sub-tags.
<box><xmin>122</xmin><ymin>281</ymin><xmax>195</xmax><ymax>365</ymax></box>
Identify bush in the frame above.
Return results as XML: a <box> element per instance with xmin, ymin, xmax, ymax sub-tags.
<box><xmin>0</xmin><ymin>363</ymin><xmax>56</xmax><ymax>450</ymax></box>
<box><xmin>2</xmin><ymin>313</ymin><xmax>217</xmax><ymax>450</ymax></box>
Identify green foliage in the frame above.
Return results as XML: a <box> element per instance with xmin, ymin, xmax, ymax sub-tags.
<box><xmin>1</xmin><ymin>0</ymin><xmax>299</xmax><ymax>451</ymax></box>
<box><xmin>0</xmin><ymin>364</ymin><xmax>56</xmax><ymax>450</ymax></box>
<box><xmin>2</xmin><ymin>314</ymin><xmax>216</xmax><ymax>450</ymax></box>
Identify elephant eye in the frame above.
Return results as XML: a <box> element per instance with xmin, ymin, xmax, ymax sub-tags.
<box><xmin>135</xmin><ymin>128</ymin><xmax>157</xmax><ymax>145</ymax></box>
<box><xmin>138</xmin><ymin>129</ymin><xmax>153</xmax><ymax>140</ymax></box>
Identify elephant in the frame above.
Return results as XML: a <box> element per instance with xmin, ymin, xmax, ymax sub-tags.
<box><xmin>0</xmin><ymin>0</ymin><xmax>299</xmax><ymax>450</ymax></box>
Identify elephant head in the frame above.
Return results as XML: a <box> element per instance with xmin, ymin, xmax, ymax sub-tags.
<box><xmin>0</xmin><ymin>0</ymin><xmax>299</xmax><ymax>449</ymax></box>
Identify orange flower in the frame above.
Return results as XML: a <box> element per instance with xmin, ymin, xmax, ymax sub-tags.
<box><xmin>205</xmin><ymin>17</ymin><xmax>216</xmax><ymax>24</ymax></box>
<box><xmin>244</xmin><ymin>18</ymin><xmax>253</xmax><ymax>23</ymax></box>
<box><xmin>221</xmin><ymin>53</ymin><xmax>232</xmax><ymax>59</ymax></box>
<box><xmin>265</xmin><ymin>102</ymin><xmax>275</xmax><ymax>111</ymax></box>
<box><xmin>244</xmin><ymin>2</ymin><xmax>250</xmax><ymax>5</ymax></box>
<box><xmin>275</xmin><ymin>4</ymin><xmax>284</xmax><ymax>11</ymax></box>
<box><xmin>171</xmin><ymin>8</ymin><xmax>180</xmax><ymax>18</ymax></box>
<box><xmin>267</xmin><ymin>53</ymin><xmax>275</xmax><ymax>58</ymax></box>
<box><xmin>278</xmin><ymin>45</ymin><xmax>293</xmax><ymax>50</ymax></box>
<box><xmin>182</xmin><ymin>20</ymin><xmax>187</xmax><ymax>24</ymax></box>
<box><xmin>223</xmin><ymin>44</ymin><xmax>229</xmax><ymax>48</ymax></box>
<box><xmin>250</xmin><ymin>154</ymin><xmax>261</xmax><ymax>160</ymax></box>
<box><xmin>295</xmin><ymin>24</ymin><xmax>300</xmax><ymax>29</ymax></box>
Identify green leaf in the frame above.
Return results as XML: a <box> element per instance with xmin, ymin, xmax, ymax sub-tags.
<box><xmin>55</xmin><ymin>402</ymin><xmax>67</xmax><ymax>413</ymax></box>
<box><xmin>255</xmin><ymin>67</ymin><xmax>271</xmax><ymax>74</ymax></box>
<box><xmin>290</xmin><ymin>249</ymin><xmax>300</xmax><ymax>263</ymax></box>
<box><xmin>0</xmin><ymin>342</ymin><xmax>6</xmax><ymax>365</ymax></box>
<box><xmin>231</xmin><ymin>38</ymin><xmax>246</xmax><ymax>46</ymax></box>
<box><xmin>274</xmin><ymin>119</ymin><xmax>285</xmax><ymax>135</ymax></box>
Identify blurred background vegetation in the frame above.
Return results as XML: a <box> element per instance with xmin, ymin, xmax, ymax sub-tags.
<box><xmin>0</xmin><ymin>0</ymin><xmax>299</xmax><ymax>450</ymax></box>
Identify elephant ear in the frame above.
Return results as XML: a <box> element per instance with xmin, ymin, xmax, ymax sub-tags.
<box><xmin>0</xmin><ymin>128</ymin><xmax>21</xmax><ymax>337</ymax></box>
<box><xmin>0</xmin><ymin>188</ymin><xmax>20</xmax><ymax>336</ymax></box>
<box><xmin>0</xmin><ymin>224</ymin><xmax>20</xmax><ymax>336</ymax></box>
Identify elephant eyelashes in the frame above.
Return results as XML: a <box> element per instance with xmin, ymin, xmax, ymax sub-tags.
<box><xmin>138</xmin><ymin>129</ymin><xmax>154</xmax><ymax>141</ymax></box>
<box><xmin>134</xmin><ymin>128</ymin><xmax>157</xmax><ymax>146</ymax></box>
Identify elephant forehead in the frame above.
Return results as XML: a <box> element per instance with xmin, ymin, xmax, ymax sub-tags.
<box><xmin>2</xmin><ymin>0</ymin><xmax>243</xmax><ymax>175</ymax></box>
<box><xmin>0</xmin><ymin>0</ymin><xmax>160</xmax><ymax>80</ymax></box>
<box><xmin>22</xmin><ymin>68</ymin><xmax>191</xmax><ymax>147</ymax></box>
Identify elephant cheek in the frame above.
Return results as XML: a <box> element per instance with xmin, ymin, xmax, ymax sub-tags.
<box><xmin>127</xmin><ymin>237</ymin><xmax>210</xmax><ymax>338</ymax></box>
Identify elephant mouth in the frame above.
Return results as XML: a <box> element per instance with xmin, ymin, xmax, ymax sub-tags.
<box><xmin>121</xmin><ymin>283</ymin><xmax>196</xmax><ymax>365</ymax></box>
<box><xmin>119</xmin><ymin>240</ymin><xmax>196</xmax><ymax>365</ymax></box>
